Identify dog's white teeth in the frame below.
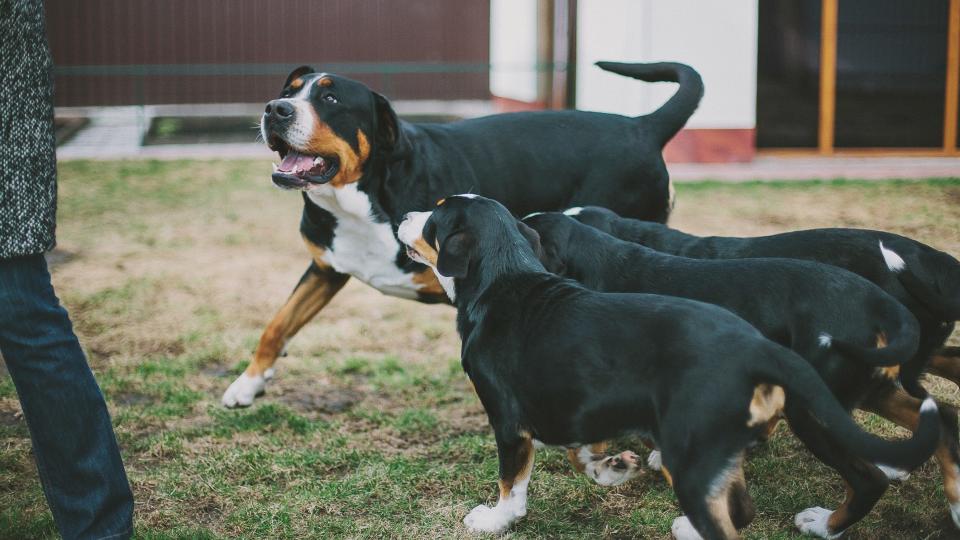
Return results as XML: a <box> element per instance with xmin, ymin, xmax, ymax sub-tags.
<box><xmin>313</xmin><ymin>157</ymin><xmax>324</xmax><ymax>166</ymax></box>
<box><xmin>271</xmin><ymin>162</ymin><xmax>278</xmax><ymax>172</ymax></box>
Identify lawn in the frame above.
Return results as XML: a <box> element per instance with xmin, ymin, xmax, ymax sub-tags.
<box><xmin>1</xmin><ymin>160</ymin><xmax>959</xmax><ymax>539</ymax></box>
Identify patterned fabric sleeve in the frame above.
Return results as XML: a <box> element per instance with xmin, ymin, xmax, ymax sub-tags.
<box><xmin>0</xmin><ymin>0</ymin><xmax>58</xmax><ymax>258</ymax></box>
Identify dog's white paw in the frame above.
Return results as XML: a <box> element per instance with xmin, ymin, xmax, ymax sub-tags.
<box><xmin>221</xmin><ymin>372</ymin><xmax>267</xmax><ymax>408</ymax></box>
<box><xmin>586</xmin><ymin>451</ymin><xmax>640</xmax><ymax>486</ymax></box>
<box><xmin>671</xmin><ymin>516</ymin><xmax>704</xmax><ymax>540</ymax></box>
<box><xmin>950</xmin><ymin>501</ymin><xmax>960</xmax><ymax>529</ymax></box>
<box><xmin>795</xmin><ymin>507</ymin><xmax>842</xmax><ymax>539</ymax></box>
<box><xmin>463</xmin><ymin>503</ymin><xmax>514</xmax><ymax>534</ymax></box>
<box><xmin>876</xmin><ymin>464</ymin><xmax>910</xmax><ymax>482</ymax></box>
<box><xmin>647</xmin><ymin>449</ymin><xmax>662</xmax><ymax>471</ymax></box>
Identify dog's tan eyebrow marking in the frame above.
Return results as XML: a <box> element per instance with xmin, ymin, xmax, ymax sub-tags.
<box><xmin>317</xmin><ymin>77</ymin><xmax>333</xmax><ymax>87</ymax></box>
<box><xmin>436</xmin><ymin>198</ymin><xmax>446</xmax><ymax>206</ymax></box>
<box><xmin>289</xmin><ymin>78</ymin><xmax>304</xmax><ymax>90</ymax></box>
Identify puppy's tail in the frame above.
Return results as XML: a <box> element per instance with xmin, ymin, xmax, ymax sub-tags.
<box><xmin>753</xmin><ymin>349</ymin><xmax>939</xmax><ymax>471</ymax></box>
<box><xmin>818</xmin><ymin>298</ymin><xmax>920</xmax><ymax>368</ymax></box>
<box><xmin>881</xmin><ymin>240</ymin><xmax>960</xmax><ymax>321</ymax></box>
<box><xmin>595</xmin><ymin>61</ymin><xmax>704</xmax><ymax>146</ymax></box>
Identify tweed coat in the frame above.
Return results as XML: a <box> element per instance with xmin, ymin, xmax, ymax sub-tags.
<box><xmin>0</xmin><ymin>0</ymin><xmax>58</xmax><ymax>258</ymax></box>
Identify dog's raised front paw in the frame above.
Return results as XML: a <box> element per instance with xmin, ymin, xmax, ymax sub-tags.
<box><xmin>221</xmin><ymin>372</ymin><xmax>268</xmax><ymax>408</ymax></box>
<box><xmin>795</xmin><ymin>506</ymin><xmax>842</xmax><ymax>539</ymax></box>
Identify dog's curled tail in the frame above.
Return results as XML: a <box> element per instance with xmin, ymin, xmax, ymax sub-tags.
<box><xmin>595</xmin><ymin>61</ymin><xmax>704</xmax><ymax>146</ymax></box>
<box><xmin>753</xmin><ymin>348</ymin><xmax>939</xmax><ymax>472</ymax></box>
<box><xmin>881</xmin><ymin>240</ymin><xmax>960</xmax><ymax>321</ymax></box>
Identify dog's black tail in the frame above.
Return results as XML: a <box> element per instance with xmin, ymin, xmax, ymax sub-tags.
<box><xmin>595</xmin><ymin>61</ymin><xmax>704</xmax><ymax>147</ymax></box>
<box><xmin>753</xmin><ymin>348</ymin><xmax>939</xmax><ymax>471</ymax></box>
<box><xmin>820</xmin><ymin>298</ymin><xmax>920</xmax><ymax>368</ymax></box>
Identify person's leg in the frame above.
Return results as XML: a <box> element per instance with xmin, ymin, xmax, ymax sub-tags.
<box><xmin>0</xmin><ymin>254</ymin><xmax>133</xmax><ymax>540</ymax></box>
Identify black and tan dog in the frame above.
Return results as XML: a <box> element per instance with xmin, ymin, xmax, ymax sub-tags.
<box><xmin>221</xmin><ymin>62</ymin><xmax>704</xmax><ymax>408</ymax></box>
<box><xmin>524</xmin><ymin>211</ymin><xmax>960</xmax><ymax>535</ymax></box>
<box><xmin>568</xmin><ymin>205</ymin><xmax>960</xmax><ymax>397</ymax></box>
<box><xmin>397</xmin><ymin>195</ymin><xmax>939</xmax><ymax>540</ymax></box>
<box><xmin>567</xmin><ymin>205</ymin><xmax>960</xmax><ymax>526</ymax></box>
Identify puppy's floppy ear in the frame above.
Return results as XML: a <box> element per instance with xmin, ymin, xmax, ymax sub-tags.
<box><xmin>516</xmin><ymin>221</ymin><xmax>543</xmax><ymax>259</ymax></box>
<box><xmin>373</xmin><ymin>92</ymin><xmax>407</xmax><ymax>155</ymax></box>
<box><xmin>540</xmin><ymin>244</ymin><xmax>567</xmax><ymax>276</ymax></box>
<box><xmin>284</xmin><ymin>66</ymin><xmax>315</xmax><ymax>88</ymax></box>
<box><xmin>437</xmin><ymin>231</ymin><xmax>474</xmax><ymax>278</ymax></box>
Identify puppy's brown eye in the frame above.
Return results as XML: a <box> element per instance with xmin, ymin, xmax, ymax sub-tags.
<box><xmin>324</xmin><ymin>94</ymin><xmax>339</xmax><ymax>104</ymax></box>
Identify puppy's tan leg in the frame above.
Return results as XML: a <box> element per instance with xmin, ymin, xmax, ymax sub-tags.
<box><xmin>929</xmin><ymin>347</ymin><xmax>960</xmax><ymax>388</ymax></box>
<box><xmin>671</xmin><ymin>460</ymin><xmax>741</xmax><ymax>540</ymax></box>
<box><xmin>864</xmin><ymin>386</ymin><xmax>960</xmax><ymax>527</ymax></box>
<box><xmin>463</xmin><ymin>433</ymin><xmax>535</xmax><ymax>534</ymax></box>
<box><xmin>222</xmin><ymin>254</ymin><xmax>349</xmax><ymax>408</ymax></box>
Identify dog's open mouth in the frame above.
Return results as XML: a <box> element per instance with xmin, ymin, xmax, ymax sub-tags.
<box><xmin>268</xmin><ymin>136</ymin><xmax>339</xmax><ymax>189</ymax></box>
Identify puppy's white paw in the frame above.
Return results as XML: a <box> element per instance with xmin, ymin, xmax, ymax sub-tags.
<box><xmin>221</xmin><ymin>372</ymin><xmax>267</xmax><ymax>408</ymax></box>
<box><xmin>671</xmin><ymin>516</ymin><xmax>704</xmax><ymax>540</ymax></box>
<box><xmin>795</xmin><ymin>507</ymin><xmax>842</xmax><ymax>539</ymax></box>
<box><xmin>876</xmin><ymin>464</ymin><xmax>910</xmax><ymax>482</ymax></box>
<box><xmin>463</xmin><ymin>504</ymin><xmax>514</xmax><ymax>534</ymax></box>
<box><xmin>586</xmin><ymin>451</ymin><xmax>640</xmax><ymax>486</ymax></box>
<box><xmin>951</xmin><ymin>501</ymin><xmax>960</xmax><ymax>529</ymax></box>
<box><xmin>647</xmin><ymin>449</ymin><xmax>663</xmax><ymax>471</ymax></box>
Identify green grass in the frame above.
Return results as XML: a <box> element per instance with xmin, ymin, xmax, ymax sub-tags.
<box><xmin>0</xmin><ymin>160</ymin><xmax>958</xmax><ymax>538</ymax></box>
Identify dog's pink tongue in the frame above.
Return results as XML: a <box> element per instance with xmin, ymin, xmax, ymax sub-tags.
<box><xmin>278</xmin><ymin>151</ymin><xmax>315</xmax><ymax>173</ymax></box>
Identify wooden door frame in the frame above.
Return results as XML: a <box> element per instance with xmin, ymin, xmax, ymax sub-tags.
<box><xmin>759</xmin><ymin>0</ymin><xmax>960</xmax><ymax>157</ymax></box>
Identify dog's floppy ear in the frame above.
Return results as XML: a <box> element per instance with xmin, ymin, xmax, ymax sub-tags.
<box><xmin>516</xmin><ymin>221</ymin><xmax>543</xmax><ymax>259</ymax></box>
<box><xmin>539</xmin><ymin>243</ymin><xmax>567</xmax><ymax>276</ymax></box>
<box><xmin>284</xmin><ymin>66</ymin><xmax>315</xmax><ymax>88</ymax></box>
<box><xmin>373</xmin><ymin>92</ymin><xmax>406</xmax><ymax>154</ymax></box>
<box><xmin>437</xmin><ymin>231</ymin><xmax>474</xmax><ymax>278</ymax></box>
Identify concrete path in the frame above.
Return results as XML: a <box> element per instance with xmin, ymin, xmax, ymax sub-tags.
<box><xmin>670</xmin><ymin>156</ymin><xmax>960</xmax><ymax>182</ymax></box>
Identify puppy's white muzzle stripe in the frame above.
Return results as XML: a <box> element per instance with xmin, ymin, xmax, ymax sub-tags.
<box><xmin>398</xmin><ymin>211</ymin><xmax>431</xmax><ymax>250</ymax></box>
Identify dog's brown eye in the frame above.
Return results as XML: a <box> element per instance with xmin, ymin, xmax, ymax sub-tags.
<box><xmin>324</xmin><ymin>94</ymin><xmax>339</xmax><ymax>104</ymax></box>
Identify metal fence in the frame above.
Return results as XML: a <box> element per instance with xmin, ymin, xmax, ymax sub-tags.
<box><xmin>46</xmin><ymin>0</ymin><xmax>495</xmax><ymax>106</ymax></box>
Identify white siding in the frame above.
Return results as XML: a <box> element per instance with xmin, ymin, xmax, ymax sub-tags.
<box><xmin>490</xmin><ymin>0</ymin><xmax>540</xmax><ymax>103</ymax></box>
<box><xmin>575</xmin><ymin>0</ymin><xmax>758</xmax><ymax>129</ymax></box>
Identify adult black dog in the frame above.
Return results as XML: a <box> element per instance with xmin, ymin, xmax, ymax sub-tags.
<box><xmin>396</xmin><ymin>195</ymin><xmax>939</xmax><ymax>540</ymax></box>
<box><xmin>221</xmin><ymin>62</ymin><xmax>703</xmax><ymax>408</ymax></box>
<box><xmin>522</xmin><ymin>211</ymin><xmax>945</xmax><ymax>537</ymax></box>
<box><xmin>568</xmin><ymin>205</ymin><xmax>960</xmax><ymax>527</ymax></box>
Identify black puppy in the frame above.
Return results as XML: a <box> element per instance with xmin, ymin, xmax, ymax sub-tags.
<box><xmin>523</xmin><ymin>211</ymin><xmax>942</xmax><ymax>537</ymax></box>
<box><xmin>398</xmin><ymin>195</ymin><xmax>939</xmax><ymax>540</ymax></box>
<box><xmin>568</xmin><ymin>205</ymin><xmax>960</xmax><ymax>526</ymax></box>
<box><xmin>568</xmin><ymin>205</ymin><xmax>960</xmax><ymax>396</ymax></box>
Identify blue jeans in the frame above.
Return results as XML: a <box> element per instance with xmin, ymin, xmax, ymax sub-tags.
<box><xmin>0</xmin><ymin>254</ymin><xmax>133</xmax><ymax>539</ymax></box>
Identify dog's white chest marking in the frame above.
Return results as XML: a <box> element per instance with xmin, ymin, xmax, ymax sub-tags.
<box><xmin>307</xmin><ymin>185</ymin><xmax>420</xmax><ymax>299</ymax></box>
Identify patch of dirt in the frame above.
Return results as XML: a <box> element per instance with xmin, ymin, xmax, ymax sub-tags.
<box><xmin>113</xmin><ymin>391</ymin><xmax>157</xmax><ymax>407</ymax></box>
<box><xmin>276</xmin><ymin>386</ymin><xmax>362</xmax><ymax>414</ymax></box>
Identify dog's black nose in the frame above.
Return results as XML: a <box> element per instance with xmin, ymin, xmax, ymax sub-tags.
<box><xmin>264</xmin><ymin>100</ymin><xmax>294</xmax><ymax>118</ymax></box>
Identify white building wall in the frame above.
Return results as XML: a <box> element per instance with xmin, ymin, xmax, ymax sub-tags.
<box><xmin>490</xmin><ymin>0</ymin><xmax>539</xmax><ymax>103</ymax></box>
<box><xmin>576</xmin><ymin>0</ymin><xmax>758</xmax><ymax>129</ymax></box>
